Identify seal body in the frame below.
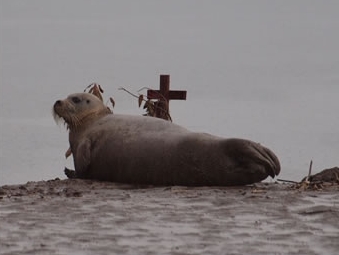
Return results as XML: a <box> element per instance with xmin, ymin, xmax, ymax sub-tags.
<box><xmin>54</xmin><ymin>93</ymin><xmax>280</xmax><ymax>186</ymax></box>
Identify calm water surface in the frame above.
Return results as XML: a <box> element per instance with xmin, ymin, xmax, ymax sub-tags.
<box><xmin>1</xmin><ymin>1</ymin><xmax>338</xmax><ymax>185</ymax></box>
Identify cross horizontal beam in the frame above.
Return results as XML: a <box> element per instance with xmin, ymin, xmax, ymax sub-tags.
<box><xmin>147</xmin><ymin>75</ymin><xmax>187</xmax><ymax>102</ymax></box>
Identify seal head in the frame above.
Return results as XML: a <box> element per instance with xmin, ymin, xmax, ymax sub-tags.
<box><xmin>53</xmin><ymin>93</ymin><xmax>111</xmax><ymax>131</ymax></box>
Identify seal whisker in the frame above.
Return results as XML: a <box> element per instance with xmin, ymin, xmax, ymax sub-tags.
<box><xmin>69</xmin><ymin>114</ymin><xmax>80</xmax><ymax>131</ymax></box>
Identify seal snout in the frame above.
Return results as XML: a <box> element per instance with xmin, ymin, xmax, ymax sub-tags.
<box><xmin>53</xmin><ymin>100</ymin><xmax>62</xmax><ymax>112</ymax></box>
<box><xmin>53</xmin><ymin>98</ymin><xmax>70</xmax><ymax>126</ymax></box>
<box><xmin>53</xmin><ymin>99</ymin><xmax>64</xmax><ymax>117</ymax></box>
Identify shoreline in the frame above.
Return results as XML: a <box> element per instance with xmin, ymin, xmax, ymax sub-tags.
<box><xmin>1</xmin><ymin>179</ymin><xmax>338</xmax><ymax>255</ymax></box>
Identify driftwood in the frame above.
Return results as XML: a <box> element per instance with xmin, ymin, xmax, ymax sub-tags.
<box><xmin>305</xmin><ymin>167</ymin><xmax>339</xmax><ymax>183</ymax></box>
<box><xmin>278</xmin><ymin>161</ymin><xmax>339</xmax><ymax>191</ymax></box>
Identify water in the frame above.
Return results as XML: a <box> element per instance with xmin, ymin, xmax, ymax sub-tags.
<box><xmin>1</xmin><ymin>1</ymin><xmax>338</xmax><ymax>185</ymax></box>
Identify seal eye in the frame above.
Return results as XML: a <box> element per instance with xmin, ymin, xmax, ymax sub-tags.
<box><xmin>71</xmin><ymin>97</ymin><xmax>81</xmax><ymax>104</ymax></box>
<box><xmin>86</xmin><ymin>100</ymin><xmax>90</xmax><ymax>104</ymax></box>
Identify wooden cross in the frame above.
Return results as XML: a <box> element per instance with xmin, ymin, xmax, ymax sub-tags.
<box><xmin>147</xmin><ymin>75</ymin><xmax>187</xmax><ymax>119</ymax></box>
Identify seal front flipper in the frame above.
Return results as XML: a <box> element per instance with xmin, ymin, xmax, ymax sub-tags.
<box><xmin>73</xmin><ymin>138</ymin><xmax>91</xmax><ymax>179</ymax></box>
<box><xmin>64</xmin><ymin>167</ymin><xmax>77</xmax><ymax>179</ymax></box>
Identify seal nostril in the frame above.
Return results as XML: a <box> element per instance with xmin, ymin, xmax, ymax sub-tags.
<box><xmin>54</xmin><ymin>100</ymin><xmax>64</xmax><ymax>111</ymax></box>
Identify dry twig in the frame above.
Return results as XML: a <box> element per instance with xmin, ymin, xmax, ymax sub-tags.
<box><xmin>119</xmin><ymin>87</ymin><xmax>172</xmax><ymax>121</ymax></box>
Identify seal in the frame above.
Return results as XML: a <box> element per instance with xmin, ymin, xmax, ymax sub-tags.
<box><xmin>53</xmin><ymin>93</ymin><xmax>281</xmax><ymax>186</ymax></box>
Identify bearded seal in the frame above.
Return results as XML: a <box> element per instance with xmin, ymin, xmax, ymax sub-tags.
<box><xmin>53</xmin><ymin>93</ymin><xmax>280</xmax><ymax>186</ymax></box>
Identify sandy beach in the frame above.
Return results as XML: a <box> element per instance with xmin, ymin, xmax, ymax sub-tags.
<box><xmin>0</xmin><ymin>179</ymin><xmax>338</xmax><ymax>255</ymax></box>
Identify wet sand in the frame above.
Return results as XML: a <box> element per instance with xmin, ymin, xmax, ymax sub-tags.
<box><xmin>0</xmin><ymin>179</ymin><xmax>338</xmax><ymax>255</ymax></box>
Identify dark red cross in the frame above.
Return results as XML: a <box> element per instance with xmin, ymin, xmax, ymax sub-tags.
<box><xmin>147</xmin><ymin>75</ymin><xmax>187</xmax><ymax>115</ymax></box>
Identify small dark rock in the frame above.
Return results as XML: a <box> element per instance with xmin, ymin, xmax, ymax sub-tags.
<box><xmin>303</xmin><ymin>167</ymin><xmax>339</xmax><ymax>183</ymax></box>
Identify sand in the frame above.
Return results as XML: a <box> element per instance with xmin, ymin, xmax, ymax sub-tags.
<box><xmin>0</xmin><ymin>179</ymin><xmax>338</xmax><ymax>255</ymax></box>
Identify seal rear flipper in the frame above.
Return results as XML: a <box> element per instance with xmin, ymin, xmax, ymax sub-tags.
<box><xmin>250</xmin><ymin>143</ymin><xmax>281</xmax><ymax>178</ymax></box>
<box><xmin>223</xmin><ymin>139</ymin><xmax>281</xmax><ymax>183</ymax></box>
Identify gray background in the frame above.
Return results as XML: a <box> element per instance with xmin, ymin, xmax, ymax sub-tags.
<box><xmin>1</xmin><ymin>0</ymin><xmax>338</xmax><ymax>185</ymax></box>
